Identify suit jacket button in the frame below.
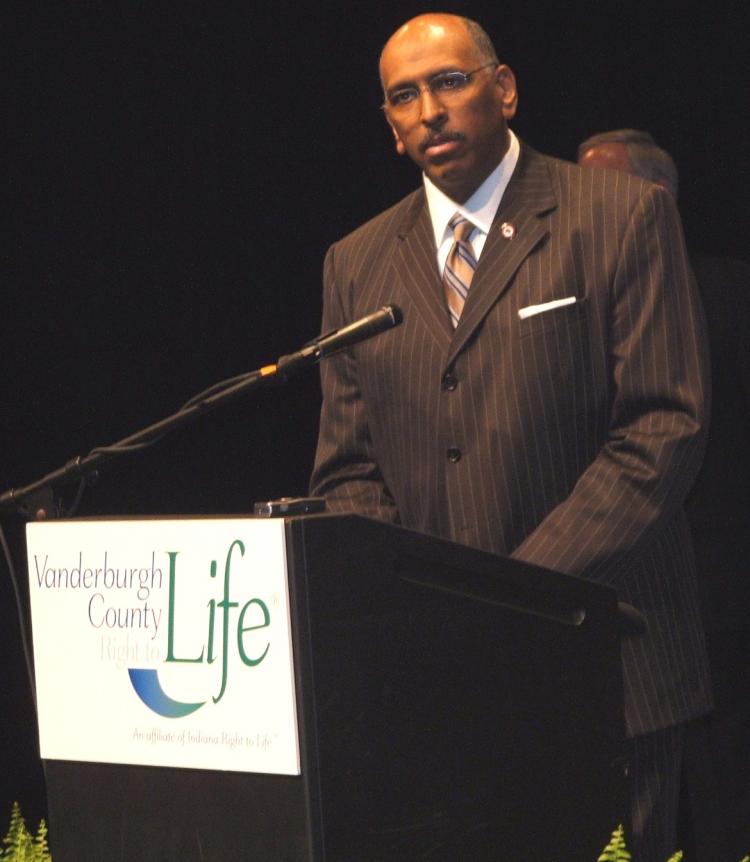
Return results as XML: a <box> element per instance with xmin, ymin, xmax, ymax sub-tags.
<box><xmin>441</xmin><ymin>372</ymin><xmax>458</xmax><ymax>391</ymax></box>
<box><xmin>447</xmin><ymin>447</ymin><xmax>462</xmax><ymax>463</ymax></box>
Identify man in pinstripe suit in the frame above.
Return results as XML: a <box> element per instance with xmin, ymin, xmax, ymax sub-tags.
<box><xmin>310</xmin><ymin>13</ymin><xmax>712</xmax><ymax>859</ymax></box>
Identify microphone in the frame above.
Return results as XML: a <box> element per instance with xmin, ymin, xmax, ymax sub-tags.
<box><xmin>315</xmin><ymin>304</ymin><xmax>403</xmax><ymax>358</ymax></box>
<box><xmin>0</xmin><ymin>305</ymin><xmax>402</xmax><ymax>515</ymax></box>
<box><xmin>276</xmin><ymin>304</ymin><xmax>403</xmax><ymax>373</ymax></box>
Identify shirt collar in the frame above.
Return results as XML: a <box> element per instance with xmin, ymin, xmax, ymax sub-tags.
<box><xmin>424</xmin><ymin>129</ymin><xmax>520</xmax><ymax>247</ymax></box>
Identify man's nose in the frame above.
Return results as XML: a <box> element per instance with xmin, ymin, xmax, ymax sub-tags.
<box><xmin>418</xmin><ymin>88</ymin><xmax>446</xmax><ymax>126</ymax></box>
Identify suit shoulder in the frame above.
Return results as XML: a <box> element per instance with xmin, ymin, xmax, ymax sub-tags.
<box><xmin>523</xmin><ymin>146</ymin><xmax>675</xmax><ymax>227</ymax></box>
<box><xmin>328</xmin><ymin>189</ymin><xmax>423</xmax><ymax>264</ymax></box>
<box><xmin>565</xmin><ymin>151</ymin><xmax>662</xmax><ymax>206</ymax></box>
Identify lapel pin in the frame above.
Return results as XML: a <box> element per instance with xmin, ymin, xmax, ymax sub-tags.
<box><xmin>500</xmin><ymin>222</ymin><xmax>516</xmax><ymax>240</ymax></box>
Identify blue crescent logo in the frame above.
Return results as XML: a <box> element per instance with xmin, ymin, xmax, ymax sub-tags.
<box><xmin>128</xmin><ymin>668</ymin><xmax>205</xmax><ymax>718</ymax></box>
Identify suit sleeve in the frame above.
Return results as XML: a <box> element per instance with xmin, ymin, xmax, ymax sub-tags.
<box><xmin>511</xmin><ymin>184</ymin><xmax>710</xmax><ymax>583</ymax></box>
<box><xmin>309</xmin><ymin>243</ymin><xmax>401</xmax><ymax>524</ymax></box>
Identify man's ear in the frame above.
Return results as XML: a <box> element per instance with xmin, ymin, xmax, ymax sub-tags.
<box><xmin>495</xmin><ymin>64</ymin><xmax>518</xmax><ymax>120</ymax></box>
<box><xmin>385</xmin><ymin>113</ymin><xmax>406</xmax><ymax>155</ymax></box>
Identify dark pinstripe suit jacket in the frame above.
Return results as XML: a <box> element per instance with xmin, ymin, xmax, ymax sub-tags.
<box><xmin>310</xmin><ymin>143</ymin><xmax>712</xmax><ymax>737</ymax></box>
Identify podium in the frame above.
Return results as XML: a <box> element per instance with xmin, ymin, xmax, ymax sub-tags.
<box><xmin>29</xmin><ymin>513</ymin><xmax>627</xmax><ymax>860</ymax></box>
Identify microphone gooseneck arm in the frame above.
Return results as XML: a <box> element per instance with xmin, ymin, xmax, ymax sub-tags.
<box><xmin>0</xmin><ymin>304</ymin><xmax>403</xmax><ymax>517</ymax></box>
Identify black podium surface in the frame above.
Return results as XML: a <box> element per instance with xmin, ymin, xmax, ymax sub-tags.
<box><xmin>43</xmin><ymin>513</ymin><xmax>627</xmax><ymax>861</ymax></box>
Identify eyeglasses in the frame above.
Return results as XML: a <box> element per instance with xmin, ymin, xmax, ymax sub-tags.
<box><xmin>382</xmin><ymin>62</ymin><xmax>497</xmax><ymax>112</ymax></box>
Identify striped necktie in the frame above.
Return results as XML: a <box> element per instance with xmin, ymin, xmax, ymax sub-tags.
<box><xmin>443</xmin><ymin>213</ymin><xmax>478</xmax><ymax>328</ymax></box>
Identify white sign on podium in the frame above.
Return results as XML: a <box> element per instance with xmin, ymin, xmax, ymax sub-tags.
<box><xmin>26</xmin><ymin>517</ymin><xmax>300</xmax><ymax>775</ymax></box>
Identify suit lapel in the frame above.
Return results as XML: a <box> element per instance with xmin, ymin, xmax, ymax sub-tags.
<box><xmin>392</xmin><ymin>190</ymin><xmax>454</xmax><ymax>351</ymax></box>
<box><xmin>388</xmin><ymin>146</ymin><xmax>558</xmax><ymax>362</ymax></box>
<box><xmin>446</xmin><ymin>146</ymin><xmax>557</xmax><ymax>367</ymax></box>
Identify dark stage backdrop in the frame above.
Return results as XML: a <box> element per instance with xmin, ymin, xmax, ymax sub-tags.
<box><xmin>3</xmin><ymin>0</ymin><xmax>748</xmax><ymax>833</ymax></box>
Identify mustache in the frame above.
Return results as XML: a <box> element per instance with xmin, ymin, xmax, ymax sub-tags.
<box><xmin>419</xmin><ymin>131</ymin><xmax>464</xmax><ymax>153</ymax></box>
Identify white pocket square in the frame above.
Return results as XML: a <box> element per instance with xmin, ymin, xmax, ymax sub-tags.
<box><xmin>518</xmin><ymin>296</ymin><xmax>577</xmax><ymax>320</ymax></box>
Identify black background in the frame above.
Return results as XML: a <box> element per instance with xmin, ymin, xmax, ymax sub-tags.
<box><xmin>3</xmin><ymin>0</ymin><xmax>748</xmax><ymax>837</ymax></box>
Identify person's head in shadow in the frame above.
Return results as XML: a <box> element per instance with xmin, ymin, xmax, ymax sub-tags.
<box><xmin>577</xmin><ymin>129</ymin><xmax>679</xmax><ymax>199</ymax></box>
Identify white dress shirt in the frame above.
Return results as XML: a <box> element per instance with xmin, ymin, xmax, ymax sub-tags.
<box><xmin>423</xmin><ymin>129</ymin><xmax>520</xmax><ymax>274</ymax></box>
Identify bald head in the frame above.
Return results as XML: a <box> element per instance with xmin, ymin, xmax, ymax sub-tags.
<box><xmin>380</xmin><ymin>14</ymin><xmax>498</xmax><ymax>86</ymax></box>
<box><xmin>578</xmin><ymin>141</ymin><xmax>634</xmax><ymax>174</ymax></box>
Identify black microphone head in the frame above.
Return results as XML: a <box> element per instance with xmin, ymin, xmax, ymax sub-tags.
<box><xmin>383</xmin><ymin>304</ymin><xmax>403</xmax><ymax>325</ymax></box>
